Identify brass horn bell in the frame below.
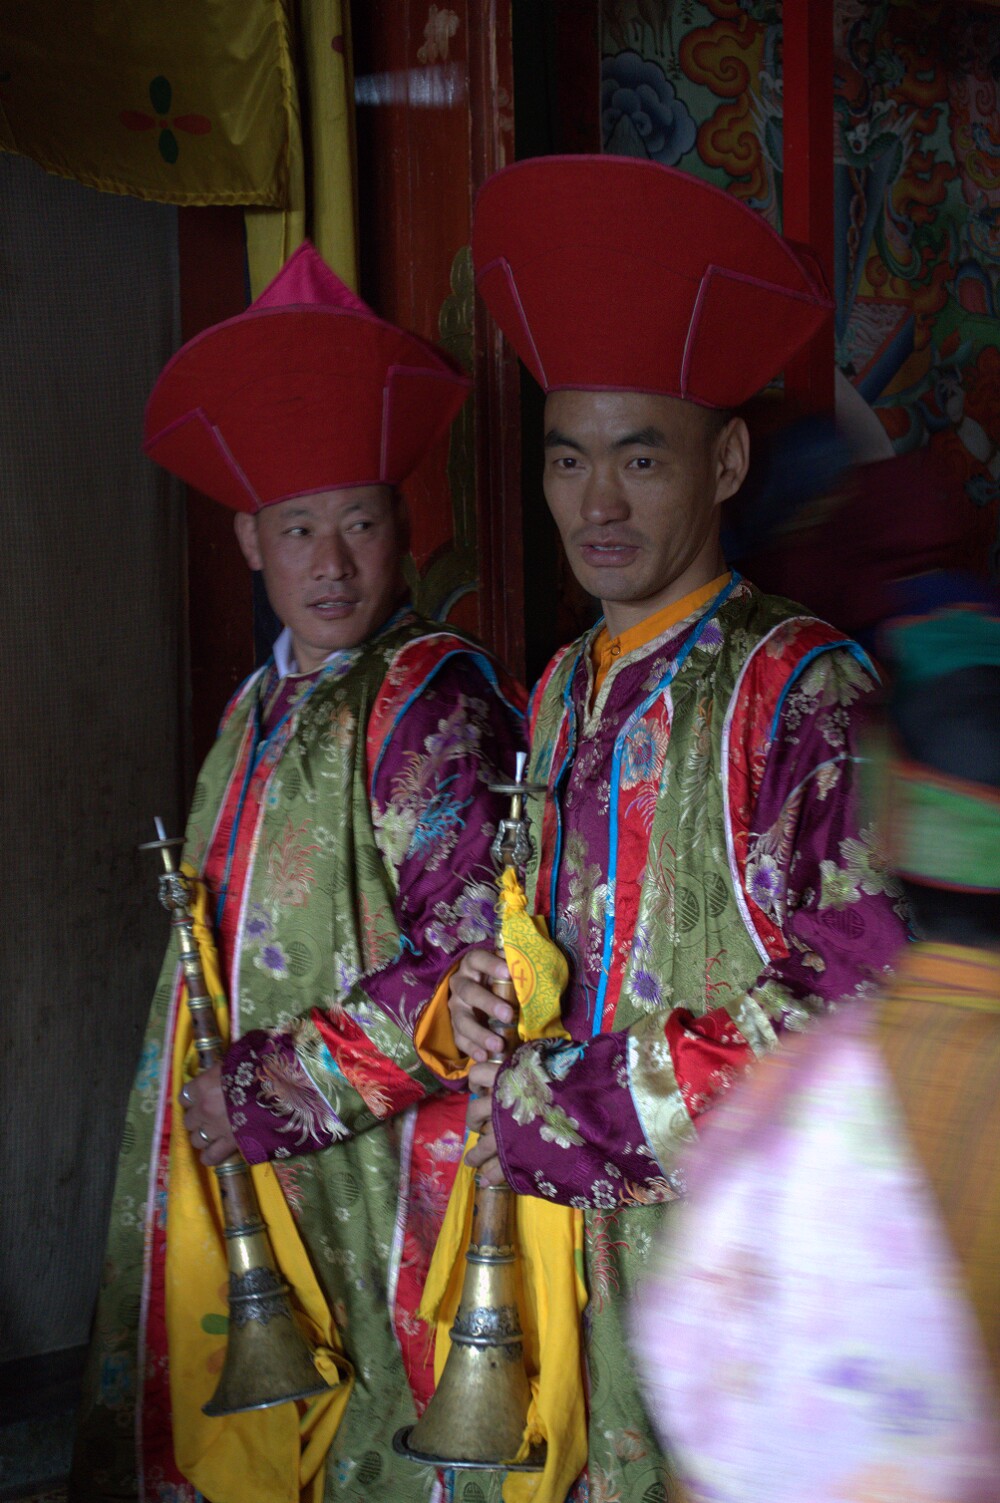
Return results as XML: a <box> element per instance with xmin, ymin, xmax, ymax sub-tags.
<box><xmin>143</xmin><ymin>824</ymin><xmax>330</xmax><ymax>1416</ymax></box>
<box><xmin>394</xmin><ymin>1179</ymin><xmax>544</xmax><ymax>1470</ymax></box>
<box><xmin>394</xmin><ymin>758</ymin><xmax>547</xmax><ymax>1472</ymax></box>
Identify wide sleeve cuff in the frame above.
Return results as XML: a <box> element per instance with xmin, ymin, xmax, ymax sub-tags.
<box><xmin>490</xmin><ymin>1034</ymin><xmax>680</xmax><ymax>1208</ymax></box>
<box><xmin>222</xmin><ymin>1030</ymin><xmax>352</xmax><ymax>1165</ymax></box>
<box><xmin>412</xmin><ymin>962</ymin><xmax>472</xmax><ymax>1083</ymax></box>
<box><xmin>223</xmin><ymin>995</ymin><xmax>443</xmax><ymax>1162</ymax></box>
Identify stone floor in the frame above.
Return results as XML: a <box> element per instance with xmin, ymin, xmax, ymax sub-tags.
<box><xmin>0</xmin><ymin>1413</ymin><xmax>74</xmax><ymax>1501</ymax></box>
<box><xmin>1</xmin><ymin>1488</ymin><xmax>68</xmax><ymax>1503</ymax></box>
<box><xmin>0</xmin><ymin>1348</ymin><xmax>82</xmax><ymax>1503</ymax></box>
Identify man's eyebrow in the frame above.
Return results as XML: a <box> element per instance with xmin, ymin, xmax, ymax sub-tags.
<box><xmin>613</xmin><ymin>427</ymin><xmax>669</xmax><ymax>449</ymax></box>
<box><xmin>544</xmin><ymin>429</ymin><xmax>585</xmax><ymax>451</ymax></box>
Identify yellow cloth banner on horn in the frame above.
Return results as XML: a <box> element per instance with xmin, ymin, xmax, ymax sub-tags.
<box><xmin>165</xmin><ymin>868</ymin><xmax>352</xmax><ymax>1503</ymax></box>
<box><xmin>418</xmin><ymin>867</ymin><xmax>588</xmax><ymax>1503</ymax></box>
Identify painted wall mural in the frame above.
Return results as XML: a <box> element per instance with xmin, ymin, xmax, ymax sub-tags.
<box><xmin>600</xmin><ymin>0</ymin><xmax>1000</xmax><ymax>579</ymax></box>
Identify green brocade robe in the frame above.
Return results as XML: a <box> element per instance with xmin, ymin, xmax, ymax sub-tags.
<box><xmin>71</xmin><ymin>612</ymin><xmax>524</xmax><ymax>1503</ymax></box>
<box><xmin>489</xmin><ymin>581</ymin><xmax>906</xmax><ymax>1502</ymax></box>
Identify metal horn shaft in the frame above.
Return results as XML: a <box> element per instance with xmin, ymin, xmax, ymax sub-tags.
<box><xmin>143</xmin><ymin>825</ymin><xmax>328</xmax><ymax>1415</ymax></box>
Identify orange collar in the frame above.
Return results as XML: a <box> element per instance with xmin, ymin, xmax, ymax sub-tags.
<box><xmin>591</xmin><ymin>573</ymin><xmax>731</xmax><ymax>695</ymax></box>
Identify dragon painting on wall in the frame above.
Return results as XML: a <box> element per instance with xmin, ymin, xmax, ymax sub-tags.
<box><xmin>600</xmin><ymin>0</ymin><xmax>1000</xmax><ymax>578</ymax></box>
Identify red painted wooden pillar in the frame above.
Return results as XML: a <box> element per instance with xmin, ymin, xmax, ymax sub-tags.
<box><xmin>469</xmin><ymin>0</ymin><xmax>524</xmax><ymax>680</ymax></box>
<box><xmin>176</xmin><ymin>207</ymin><xmax>254</xmax><ymax>767</ymax></box>
<box><xmin>782</xmin><ymin>0</ymin><xmax>835</xmax><ymax>417</ymax></box>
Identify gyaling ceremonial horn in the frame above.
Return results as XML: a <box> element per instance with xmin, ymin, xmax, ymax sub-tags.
<box><xmin>394</xmin><ymin>754</ymin><xmax>548</xmax><ymax>1472</ymax></box>
<box><xmin>141</xmin><ymin>820</ymin><xmax>329</xmax><ymax>1416</ymax></box>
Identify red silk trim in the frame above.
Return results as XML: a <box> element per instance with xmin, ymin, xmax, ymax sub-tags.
<box><xmin>364</xmin><ymin>632</ymin><xmax>526</xmax><ymax>798</ymax></box>
<box><xmin>141</xmin><ymin>1033</ymin><xmax>192</xmax><ymax>1496</ymax></box>
<box><xmin>311</xmin><ymin>1007</ymin><xmax>426</xmax><ymax>1119</ymax></box>
<box><xmin>665</xmin><ymin>1005</ymin><xmax>754</xmax><ymax>1120</ymax></box>
<box><xmin>391</xmin><ymin>1093</ymin><xmax>467</xmax><ymax>1412</ymax></box>
<box><xmin>726</xmin><ymin>616</ymin><xmax>858</xmax><ymax>961</ymax></box>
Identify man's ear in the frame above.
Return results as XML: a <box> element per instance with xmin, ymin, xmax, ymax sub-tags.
<box><xmin>234</xmin><ymin>510</ymin><xmax>263</xmax><ymax>571</ymax></box>
<box><xmin>713</xmin><ymin>416</ymin><xmax>750</xmax><ymax>506</ymax></box>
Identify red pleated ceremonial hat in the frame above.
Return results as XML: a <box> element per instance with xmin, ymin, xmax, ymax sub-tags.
<box><xmin>472</xmin><ymin>155</ymin><xmax>833</xmax><ymax>409</ymax></box>
<box><xmin>144</xmin><ymin>242</ymin><xmax>470</xmax><ymax>512</ymax></box>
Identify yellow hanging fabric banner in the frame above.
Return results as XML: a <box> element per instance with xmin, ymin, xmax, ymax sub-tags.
<box><xmin>0</xmin><ymin>0</ymin><xmax>294</xmax><ymax>206</ymax></box>
<box><xmin>418</xmin><ymin>868</ymin><xmax>588</xmax><ymax>1503</ymax></box>
<box><xmin>165</xmin><ymin>867</ymin><xmax>353</xmax><ymax>1503</ymax></box>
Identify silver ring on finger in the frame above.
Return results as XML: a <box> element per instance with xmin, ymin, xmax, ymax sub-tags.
<box><xmin>198</xmin><ymin>1127</ymin><xmax>210</xmax><ymax>1145</ymax></box>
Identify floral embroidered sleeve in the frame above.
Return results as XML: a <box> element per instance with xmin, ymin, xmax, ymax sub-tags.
<box><xmin>490</xmin><ymin>648</ymin><xmax>909</xmax><ymax>1207</ymax></box>
<box><xmin>223</xmin><ymin>662</ymin><xmax>525</xmax><ymax>1164</ymax></box>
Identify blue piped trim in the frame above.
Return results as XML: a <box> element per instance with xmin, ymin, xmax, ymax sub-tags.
<box><xmin>591</xmin><ymin>575</ymin><xmax>739</xmax><ymax>1036</ymax></box>
<box><xmin>217</xmin><ymin>613</ymin><xmax>418</xmax><ymax>922</ymax></box>
<box><xmin>369</xmin><ymin>645</ymin><xmax>524</xmax><ymax>793</ymax></box>
<box><xmin>217</xmin><ymin>664</ymin><xmax>267</xmax><ymax>739</ymax></box>
<box><xmin>768</xmin><ymin>639</ymin><xmax>875</xmax><ymax>743</ymax></box>
<box><xmin>218</xmin><ymin>663</ymin><xmax>336</xmax><ymax>922</ymax></box>
<box><xmin>547</xmin><ymin>648</ymin><xmax>584</xmax><ymax>920</ymax></box>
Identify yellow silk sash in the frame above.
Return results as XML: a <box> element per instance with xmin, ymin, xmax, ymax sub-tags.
<box><xmin>418</xmin><ymin>869</ymin><xmax>588</xmax><ymax>1503</ymax></box>
<box><xmin>165</xmin><ymin>871</ymin><xmax>352</xmax><ymax>1503</ymax></box>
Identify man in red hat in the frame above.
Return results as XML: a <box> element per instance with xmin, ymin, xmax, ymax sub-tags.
<box><xmin>70</xmin><ymin>244</ymin><xmax>525</xmax><ymax>1503</ymax></box>
<box><xmin>442</xmin><ymin>156</ymin><xmax>909</xmax><ymax>1500</ymax></box>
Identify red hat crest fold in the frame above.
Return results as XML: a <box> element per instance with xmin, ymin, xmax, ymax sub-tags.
<box><xmin>472</xmin><ymin>155</ymin><xmax>833</xmax><ymax>409</ymax></box>
<box><xmin>144</xmin><ymin>242</ymin><xmax>470</xmax><ymax>512</ymax></box>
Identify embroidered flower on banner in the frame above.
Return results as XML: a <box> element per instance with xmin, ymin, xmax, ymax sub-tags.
<box><xmin>98</xmin><ymin>1353</ymin><xmax>133</xmax><ymax>1409</ymax></box>
<box><xmin>418</xmin><ymin>6</ymin><xmax>459</xmax><ymax>64</ymax></box>
<box><xmin>630</xmin><ymin>967</ymin><xmax>663</xmax><ymax>1011</ymax></box>
<box><xmin>120</xmin><ymin>75</ymin><xmax>211</xmax><ymax>165</ymax></box>
<box><xmin>264</xmin><ymin>819</ymin><xmax>319</xmax><ymax>907</ymax></box>
<box><xmin>427</xmin><ymin>881</ymin><xmax>495</xmax><ymax>952</ymax></box>
<box><xmin>619</xmin><ymin>719</ymin><xmax>669</xmax><ymax>790</ymax></box>
<box><xmin>612</xmin><ymin>1427</ymin><xmax>647</xmax><ymax>1463</ymax></box>
<box><xmin>601</xmin><ymin>51</ymin><xmax>696</xmax><ymax>165</ymax></box>
<box><xmin>591</xmin><ymin>1179</ymin><xmax>619</xmax><ymax>1208</ymax></box>
<box><xmin>259</xmin><ymin>1052</ymin><xmax>345</xmax><ymax>1146</ymax></box>
<box><xmin>256</xmin><ymin>942</ymin><xmax>290</xmax><ymax>978</ymax></box>
<box><xmin>589</xmin><ymin>1458</ymin><xmax>624</xmax><ymax>1500</ymax></box>
<box><xmin>244</xmin><ymin>904</ymin><xmax>272</xmax><ymax>939</ymax></box>
<box><xmin>746</xmin><ymin>850</ymin><xmax>785</xmax><ymax>918</ymax></box>
<box><xmin>134</xmin><ymin>1039</ymin><xmax>161</xmax><ymax>1094</ymax></box>
<box><xmin>428</xmin><ymin>1128</ymin><xmax>464</xmax><ymax>1164</ymax></box>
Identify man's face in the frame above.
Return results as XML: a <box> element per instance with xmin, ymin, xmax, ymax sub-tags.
<box><xmin>234</xmin><ymin>485</ymin><xmax>405</xmax><ymax>669</ymax></box>
<box><xmin>542</xmin><ymin>390</ymin><xmax>748</xmax><ymax>635</ymax></box>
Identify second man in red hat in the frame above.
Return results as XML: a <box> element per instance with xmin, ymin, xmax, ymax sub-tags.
<box><xmin>445</xmin><ymin>155</ymin><xmax>909</xmax><ymax>1501</ymax></box>
<box><xmin>72</xmin><ymin>243</ymin><xmax>526</xmax><ymax>1503</ymax></box>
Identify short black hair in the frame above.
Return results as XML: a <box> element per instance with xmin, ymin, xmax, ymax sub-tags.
<box><xmin>706</xmin><ymin>405</ymin><xmax>734</xmax><ymax>435</ymax></box>
<box><xmin>900</xmin><ymin>879</ymin><xmax>1000</xmax><ymax>948</ymax></box>
<box><xmin>891</xmin><ymin>664</ymin><xmax>1000</xmax><ymax>789</ymax></box>
<box><xmin>890</xmin><ymin>664</ymin><xmax>1000</xmax><ymax>948</ymax></box>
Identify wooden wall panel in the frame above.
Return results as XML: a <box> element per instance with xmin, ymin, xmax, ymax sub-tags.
<box><xmin>176</xmin><ymin>206</ymin><xmax>254</xmax><ymax>766</ymax></box>
<box><xmin>353</xmin><ymin>0</ymin><xmax>524</xmax><ymax>676</ymax></box>
<box><xmin>783</xmin><ymin>0</ymin><xmax>836</xmax><ymax>417</ymax></box>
